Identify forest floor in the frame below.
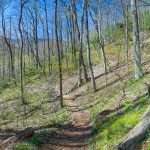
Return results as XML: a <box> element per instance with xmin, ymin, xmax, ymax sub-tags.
<box><xmin>0</xmin><ymin>59</ymin><xmax>150</xmax><ymax>150</ymax></box>
<box><xmin>35</xmin><ymin>63</ymin><xmax>106</xmax><ymax>150</ymax></box>
<box><xmin>37</xmin><ymin>97</ymin><xmax>92</xmax><ymax>150</ymax></box>
<box><xmin>1</xmin><ymin>57</ymin><xmax>149</xmax><ymax>150</ymax></box>
<box><xmin>37</xmin><ymin>59</ymin><xmax>150</xmax><ymax>149</ymax></box>
<box><xmin>0</xmin><ymin>40</ymin><xmax>150</xmax><ymax>150</ymax></box>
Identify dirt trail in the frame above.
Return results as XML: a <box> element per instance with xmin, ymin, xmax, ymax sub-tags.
<box><xmin>37</xmin><ymin>64</ymin><xmax>107</xmax><ymax>150</ymax></box>
<box><xmin>37</xmin><ymin>96</ymin><xmax>92</xmax><ymax>150</ymax></box>
<box><xmin>37</xmin><ymin>59</ymin><xmax>150</xmax><ymax>150</ymax></box>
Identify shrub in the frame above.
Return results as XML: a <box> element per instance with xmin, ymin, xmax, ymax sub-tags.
<box><xmin>13</xmin><ymin>142</ymin><xmax>35</xmax><ymax>150</ymax></box>
<box><xmin>29</xmin><ymin>135</ymin><xmax>42</xmax><ymax>146</ymax></box>
<box><xmin>0</xmin><ymin>80</ymin><xmax>10</xmax><ymax>91</ymax></box>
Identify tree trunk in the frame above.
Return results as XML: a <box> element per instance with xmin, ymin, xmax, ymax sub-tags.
<box><xmin>85</xmin><ymin>0</ymin><xmax>96</xmax><ymax>92</ymax></box>
<box><xmin>71</xmin><ymin>0</ymin><xmax>88</xmax><ymax>85</ymax></box>
<box><xmin>125</xmin><ymin>2</ymin><xmax>129</xmax><ymax>67</ymax></box>
<box><xmin>2</xmin><ymin>10</ymin><xmax>15</xmax><ymax>78</ymax></box>
<box><xmin>90</xmin><ymin>9</ymin><xmax>108</xmax><ymax>75</ymax></box>
<box><xmin>54</xmin><ymin>0</ymin><xmax>63</xmax><ymax>108</ymax></box>
<box><xmin>2</xmin><ymin>39</ymin><xmax>5</xmax><ymax>80</ymax></box>
<box><xmin>34</xmin><ymin>0</ymin><xmax>40</xmax><ymax>70</ymax></box>
<box><xmin>44</xmin><ymin>0</ymin><xmax>51</xmax><ymax>75</ymax></box>
<box><xmin>131</xmin><ymin>0</ymin><xmax>143</xmax><ymax>79</ymax></box>
<box><xmin>78</xmin><ymin>0</ymin><xmax>86</xmax><ymax>85</ymax></box>
<box><xmin>18</xmin><ymin>0</ymin><xmax>26</xmax><ymax>104</ymax></box>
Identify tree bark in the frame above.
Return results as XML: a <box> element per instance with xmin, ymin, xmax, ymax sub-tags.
<box><xmin>54</xmin><ymin>0</ymin><xmax>63</xmax><ymax>108</ymax></box>
<box><xmin>34</xmin><ymin>0</ymin><xmax>40</xmax><ymax>70</ymax></box>
<box><xmin>125</xmin><ymin>1</ymin><xmax>129</xmax><ymax>67</ymax></box>
<box><xmin>18</xmin><ymin>0</ymin><xmax>27</xmax><ymax>104</ymax></box>
<box><xmin>131</xmin><ymin>0</ymin><xmax>143</xmax><ymax>79</ymax></box>
<box><xmin>44</xmin><ymin>0</ymin><xmax>51</xmax><ymax>75</ymax></box>
<box><xmin>71</xmin><ymin>0</ymin><xmax>88</xmax><ymax>85</ymax></box>
<box><xmin>85</xmin><ymin>0</ymin><xmax>96</xmax><ymax>92</ymax></box>
<box><xmin>2</xmin><ymin>10</ymin><xmax>15</xmax><ymax>78</ymax></box>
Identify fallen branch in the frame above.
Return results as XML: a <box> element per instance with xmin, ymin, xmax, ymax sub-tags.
<box><xmin>0</xmin><ymin>136</ymin><xmax>16</xmax><ymax>149</ymax></box>
<box><xmin>17</xmin><ymin>127</ymin><xmax>35</xmax><ymax>141</ymax></box>
<box><xmin>0</xmin><ymin>127</ymin><xmax>34</xmax><ymax>149</ymax></box>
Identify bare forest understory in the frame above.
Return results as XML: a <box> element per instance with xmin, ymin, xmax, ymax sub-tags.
<box><xmin>0</xmin><ymin>52</ymin><xmax>150</xmax><ymax>150</ymax></box>
<box><xmin>0</xmin><ymin>0</ymin><xmax>150</xmax><ymax>150</ymax></box>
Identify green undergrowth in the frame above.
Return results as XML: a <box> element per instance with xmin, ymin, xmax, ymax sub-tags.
<box><xmin>89</xmin><ymin>95</ymin><xmax>150</xmax><ymax>150</ymax></box>
<box><xmin>13</xmin><ymin>128</ymin><xmax>53</xmax><ymax>150</ymax></box>
<box><xmin>89</xmin><ymin>72</ymin><xmax>150</xmax><ymax>122</ymax></box>
<box><xmin>0</xmin><ymin>63</ymin><xmax>70</xmax><ymax>130</ymax></box>
<box><xmin>13</xmin><ymin>142</ymin><xmax>35</xmax><ymax>150</ymax></box>
<box><xmin>147</xmin><ymin>145</ymin><xmax>150</xmax><ymax>150</ymax></box>
<box><xmin>141</xmin><ymin>134</ymin><xmax>150</xmax><ymax>150</ymax></box>
<box><xmin>138</xmin><ymin>124</ymin><xmax>150</xmax><ymax>149</ymax></box>
<box><xmin>0</xmin><ymin>72</ymin><xmax>69</xmax><ymax>129</ymax></box>
<box><xmin>39</xmin><ymin>106</ymin><xmax>69</xmax><ymax>127</ymax></box>
<box><xmin>87</xmin><ymin>71</ymin><xmax>150</xmax><ymax>150</ymax></box>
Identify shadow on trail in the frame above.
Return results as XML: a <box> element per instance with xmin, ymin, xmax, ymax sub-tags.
<box><xmin>0</xmin><ymin>129</ymin><xmax>15</xmax><ymax>143</ymax></box>
<box><xmin>38</xmin><ymin>123</ymin><xmax>92</xmax><ymax>149</ymax></box>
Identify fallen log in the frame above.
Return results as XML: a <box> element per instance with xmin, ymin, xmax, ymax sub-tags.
<box><xmin>0</xmin><ymin>136</ymin><xmax>16</xmax><ymax>148</ymax></box>
<box><xmin>114</xmin><ymin>104</ymin><xmax>150</xmax><ymax>150</ymax></box>
<box><xmin>0</xmin><ymin>127</ymin><xmax>34</xmax><ymax>149</ymax></box>
<box><xmin>17</xmin><ymin>127</ymin><xmax>35</xmax><ymax>141</ymax></box>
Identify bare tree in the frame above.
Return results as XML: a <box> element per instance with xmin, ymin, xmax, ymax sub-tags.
<box><xmin>18</xmin><ymin>0</ymin><xmax>28</xmax><ymax>104</ymax></box>
<box><xmin>54</xmin><ymin>0</ymin><xmax>63</xmax><ymax>108</ymax></box>
<box><xmin>131</xmin><ymin>0</ymin><xmax>143</xmax><ymax>78</ymax></box>
<box><xmin>85</xmin><ymin>0</ymin><xmax>96</xmax><ymax>92</ymax></box>
<box><xmin>120</xmin><ymin>0</ymin><xmax>129</xmax><ymax>67</ymax></box>
<box><xmin>34</xmin><ymin>0</ymin><xmax>40</xmax><ymax>69</ymax></box>
<box><xmin>44</xmin><ymin>0</ymin><xmax>51</xmax><ymax>75</ymax></box>
<box><xmin>71</xmin><ymin>0</ymin><xmax>88</xmax><ymax>85</ymax></box>
<box><xmin>2</xmin><ymin>8</ymin><xmax>15</xmax><ymax>78</ymax></box>
<box><xmin>90</xmin><ymin>0</ymin><xmax>109</xmax><ymax>79</ymax></box>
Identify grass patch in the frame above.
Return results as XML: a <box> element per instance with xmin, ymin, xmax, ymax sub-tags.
<box><xmin>13</xmin><ymin>128</ymin><xmax>53</xmax><ymax>150</ymax></box>
<box><xmin>89</xmin><ymin>96</ymin><xmax>150</xmax><ymax>150</ymax></box>
<box><xmin>90</xmin><ymin>96</ymin><xmax>110</xmax><ymax>121</ymax></box>
<box><xmin>0</xmin><ymin>77</ymin><xmax>69</xmax><ymax>129</ymax></box>
<box><xmin>88</xmin><ymin>71</ymin><xmax>150</xmax><ymax>150</ymax></box>
<box><xmin>40</xmin><ymin>106</ymin><xmax>69</xmax><ymax>127</ymax></box>
<box><xmin>13</xmin><ymin>142</ymin><xmax>35</xmax><ymax>150</ymax></box>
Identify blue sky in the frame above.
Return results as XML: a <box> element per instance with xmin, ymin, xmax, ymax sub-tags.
<box><xmin>0</xmin><ymin>0</ymin><xmax>123</xmax><ymax>39</ymax></box>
